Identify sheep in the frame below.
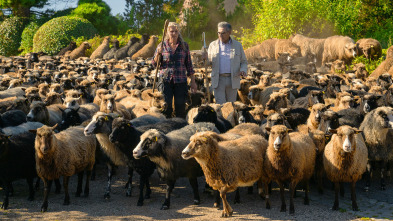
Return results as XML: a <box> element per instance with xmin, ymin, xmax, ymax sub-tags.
<box><xmin>274</xmin><ymin>39</ymin><xmax>301</xmax><ymax>60</ymax></box>
<box><xmin>38</xmin><ymin>83</ymin><xmax>50</xmax><ymax>98</ymax></box>
<box><xmin>43</xmin><ymin>92</ymin><xmax>63</xmax><ymax>105</ymax></box>
<box><xmin>69</xmin><ymin>42</ymin><xmax>91</xmax><ymax>60</ymax></box>
<box><xmin>108</xmin><ymin>117</ymin><xmax>187</xmax><ymax>206</ymax></box>
<box><xmin>0</xmin><ymin>122</ymin><xmax>44</xmax><ymax>136</ymax></box>
<box><xmin>63</xmin><ymin>97</ymin><xmax>99</xmax><ymax>117</ymax></box>
<box><xmin>181</xmin><ymin>131</ymin><xmax>268</xmax><ymax>217</ymax></box>
<box><xmin>100</xmin><ymin>94</ymin><xmax>133</xmax><ymax>120</ymax></box>
<box><xmin>26</xmin><ymin>101</ymin><xmax>63</xmax><ymax>126</ymax></box>
<box><xmin>265</xmin><ymin>91</ymin><xmax>291</xmax><ymax>112</ymax></box>
<box><xmin>57</xmin><ymin>41</ymin><xmax>77</xmax><ymax>56</ymax></box>
<box><xmin>103</xmin><ymin>39</ymin><xmax>120</xmax><ymax>60</ymax></box>
<box><xmin>237</xmin><ymin>79</ymin><xmax>252</xmax><ymax>105</ymax></box>
<box><xmin>378</xmin><ymin>73</ymin><xmax>392</xmax><ymax>90</ymax></box>
<box><xmin>306</xmin><ymin>103</ymin><xmax>329</xmax><ymax>130</ymax></box>
<box><xmin>330</xmin><ymin>95</ymin><xmax>354</xmax><ymax>112</ymax></box>
<box><xmin>291</xmin><ymin>34</ymin><xmax>326</xmax><ymax>66</ymax></box>
<box><xmin>307</xmin><ymin>129</ymin><xmax>327</xmax><ymax>194</ymax></box>
<box><xmin>292</xmin><ymin>90</ymin><xmax>324</xmax><ymax>108</ymax></box>
<box><xmin>280</xmin><ymin>107</ymin><xmax>310</xmax><ymax>130</ymax></box>
<box><xmin>31</xmin><ymin>124</ymin><xmax>96</xmax><ymax>212</ymax></box>
<box><xmin>359</xmin><ymin>106</ymin><xmax>393</xmax><ymax>190</ymax></box>
<box><xmin>127</xmin><ymin>34</ymin><xmax>149</xmax><ymax>58</ymax></box>
<box><xmin>115</xmin><ymin>37</ymin><xmax>139</xmax><ymax>60</ymax></box>
<box><xmin>264</xmin><ymin>125</ymin><xmax>316</xmax><ymax>214</ymax></box>
<box><xmin>133</xmin><ymin>122</ymin><xmax>219</xmax><ymax>210</ymax></box>
<box><xmin>356</xmin><ymin>38</ymin><xmax>382</xmax><ymax>60</ymax></box>
<box><xmin>244</xmin><ymin>38</ymin><xmax>278</xmax><ymax>63</ymax></box>
<box><xmin>93</xmin><ymin>88</ymin><xmax>109</xmax><ymax>106</ymax></box>
<box><xmin>249</xmin><ymin>105</ymin><xmax>265</xmax><ymax>124</ymax></box>
<box><xmin>0</xmin><ymin>110</ymin><xmax>26</xmax><ymax>128</ymax></box>
<box><xmin>0</xmin><ymin>87</ymin><xmax>25</xmax><ymax>99</ymax></box>
<box><xmin>0</xmin><ymin>132</ymin><xmax>37</xmax><ymax>209</ymax></box>
<box><xmin>193</xmin><ymin>105</ymin><xmax>232</xmax><ymax>133</ymax></box>
<box><xmin>323</xmin><ymin>125</ymin><xmax>367</xmax><ymax>211</ymax></box>
<box><xmin>261</xmin><ymin>112</ymin><xmax>291</xmax><ymax>139</ymax></box>
<box><xmin>322</xmin><ymin>35</ymin><xmax>357</xmax><ymax>66</ymax></box>
<box><xmin>131</xmin><ymin>35</ymin><xmax>158</xmax><ymax>60</ymax></box>
<box><xmin>90</xmin><ymin>36</ymin><xmax>111</xmax><ymax>60</ymax></box>
<box><xmin>50</xmin><ymin>83</ymin><xmax>62</xmax><ymax>94</ymax></box>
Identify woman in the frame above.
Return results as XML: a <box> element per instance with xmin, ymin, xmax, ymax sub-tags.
<box><xmin>152</xmin><ymin>22</ymin><xmax>197</xmax><ymax>118</ymax></box>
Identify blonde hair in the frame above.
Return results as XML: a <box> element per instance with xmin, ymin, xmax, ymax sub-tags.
<box><xmin>164</xmin><ymin>22</ymin><xmax>186</xmax><ymax>49</ymax></box>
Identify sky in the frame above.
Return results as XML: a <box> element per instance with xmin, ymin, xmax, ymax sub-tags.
<box><xmin>41</xmin><ymin>0</ymin><xmax>127</xmax><ymax>16</ymax></box>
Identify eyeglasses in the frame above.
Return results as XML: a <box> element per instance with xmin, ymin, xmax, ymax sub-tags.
<box><xmin>217</xmin><ymin>32</ymin><xmax>227</xmax><ymax>35</ymax></box>
<box><xmin>170</xmin><ymin>30</ymin><xmax>178</xmax><ymax>33</ymax></box>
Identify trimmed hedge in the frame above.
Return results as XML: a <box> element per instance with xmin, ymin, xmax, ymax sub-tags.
<box><xmin>0</xmin><ymin>17</ymin><xmax>26</xmax><ymax>56</ymax></box>
<box><xmin>19</xmin><ymin>21</ymin><xmax>40</xmax><ymax>55</ymax></box>
<box><xmin>33</xmin><ymin>16</ymin><xmax>98</xmax><ymax>55</ymax></box>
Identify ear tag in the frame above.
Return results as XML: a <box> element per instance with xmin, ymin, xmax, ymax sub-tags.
<box><xmin>80</xmin><ymin>95</ymin><xmax>83</xmax><ymax>97</ymax></box>
<box><xmin>127</xmin><ymin>124</ymin><xmax>131</xmax><ymax>127</ymax></box>
<box><xmin>155</xmin><ymin>137</ymin><xmax>158</xmax><ymax>142</ymax></box>
<box><xmin>202</xmin><ymin>138</ymin><xmax>207</xmax><ymax>141</ymax></box>
<box><xmin>211</xmin><ymin>109</ymin><xmax>214</xmax><ymax>112</ymax></box>
<box><xmin>104</xmin><ymin>116</ymin><xmax>108</xmax><ymax>121</ymax></box>
<box><xmin>322</xmin><ymin>91</ymin><xmax>325</xmax><ymax>94</ymax></box>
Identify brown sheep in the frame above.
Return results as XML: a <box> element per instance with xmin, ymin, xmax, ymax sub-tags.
<box><xmin>330</xmin><ymin>95</ymin><xmax>354</xmax><ymax>112</ymax></box>
<box><xmin>38</xmin><ymin>83</ymin><xmax>50</xmax><ymax>98</ymax></box>
<box><xmin>182</xmin><ymin>131</ymin><xmax>268</xmax><ymax>217</ymax></box>
<box><xmin>307</xmin><ymin>103</ymin><xmax>328</xmax><ymax>130</ymax></box>
<box><xmin>100</xmin><ymin>94</ymin><xmax>133</xmax><ymax>120</ymax></box>
<box><xmin>43</xmin><ymin>92</ymin><xmax>62</xmax><ymax>105</ymax></box>
<box><xmin>291</xmin><ymin>34</ymin><xmax>326</xmax><ymax>66</ymax></box>
<box><xmin>27</xmin><ymin>101</ymin><xmax>63</xmax><ymax>126</ymax></box>
<box><xmin>322</xmin><ymin>35</ymin><xmax>357</xmax><ymax>66</ymax></box>
<box><xmin>356</xmin><ymin>38</ymin><xmax>382</xmax><ymax>60</ymax></box>
<box><xmin>90</xmin><ymin>36</ymin><xmax>111</xmax><ymax>60</ymax></box>
<box><xmin>265</xmin><ymin>91</ymin><xmax>290</xmax><ymax>112</ymax></box>
<box><xmin>69</xmin><ymin>42</ymin><xmax>91</xmax><ymax>60</ymax></box>
<box><xmin>245</xmin><ymin>38</ymin><xmax>278</xmax><ymax>63</ymax></box>
<box><xmin>264</xmin><ymin>125</ymin><xmax>316</xmax><ymax>214</ymax></box>
<box><xmin>93</xmin><ymin>88</ymin><xmax>109</xmax><ymax>106</ymax></box>
<box><xmin>352</xmin><ymin>63</ymin><xmax>368</xmax><ymax>80</ymax></box>
<box><xmin>50</xmin><ymin>83</ymin><xmax>62</xmax><ymax>94</ymax></box>
<box><xmin>131</xmin><ymin>35</ymin><xmax>158</xmax><ymax>60</ymax></box>
<box><xmin>274</xmin><ymin>39</ymin><xmax>301</xmax><ymax>60</ymax></box>
<box><xmin>31</xmin><ymin>124</ymin><xmax>96</xmax><ymax>212</ymax></box>
<box><xmin>237</xmin><ymin>79</ymin><xmax>252</xmax><ymax>105</ymax></box>
<box><xmin>249</xmin><ymin>105</ymin><xmax>265</xmax><ymax>124</ymax></box>
<box><xmin>323</xmin><ymin>125</ymin><xmax>367</xmax><ymax>211</ymax></box>
<box><xmin>369</xmin><ymin>85</ymin><xmax>384</xmax><ymax>95</ymax></box>
<box><xmin>307</xmin><ymin>129</ymin><xmax>327</xmax><ymax>194</ymax></box>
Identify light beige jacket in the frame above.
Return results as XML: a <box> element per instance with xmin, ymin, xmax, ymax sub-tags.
<box><xmin>208</xmin><ymin>38</ymin><xmax>248</xmax><ymax>89</ymax></box>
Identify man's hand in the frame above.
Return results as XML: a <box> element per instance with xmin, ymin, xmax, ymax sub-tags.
<box><xmin>237</xmin><ymin>71</ymin><xmax>246</xmax><ymax>78</ymax></box>
<box><xmin>202</xmin><ymin>51</ymin><xmax>208</xmax><ymax>60</ymax></box>
<box><xmin>190</xmin><ymin>81</ymin><xmax>197</xmax><ymax>93</ymax></box>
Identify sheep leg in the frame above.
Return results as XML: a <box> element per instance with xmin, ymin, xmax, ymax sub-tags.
<box><xmin>220</xmin><ymin>189</ymin><xmax>233</xmax><ymax>217</ymax></box>
<box><xmin>126</xmin><ymin>167</ymin><xmax>133</xmax><ymax>197</ymax></box>
<box><xmin>380</xmin><ymin>161</ymin><xmax>386</xmax><ymax>190</ymax></box>
<box><xmin>264</xmin><ymin>182</ymin><xmax>271</xmax><ymax>209</ymax></box>
<box><xmin>332</xmin><ymin>182</ymin><xmax>340</xmax><ymax>210</ymax></box>
<box><xmin>317</xmin><ymin>164</ymin><xmax>324</xmax><ymax>194</ymax></box>
<box><xmin>90</xmin><ymin>163</ymin><xmax>96</xmax><ymax>181</ymax></box>
<box><xmin>145</xmin><ymin>177</ymin><xmax>151</xmax><ymax>199</ymax></box>
<box><xmin>104</xmin><ymin>163</ymin><xmax>114</xmax><ymax>199</ymax></box>
<box><xmin>351</xmin><ymin>182</ymin><xmax>359</xmax><ymax>211</ymax></box>
<box><xmin>161</xmin><ymin>180</ymin><xmax>175</xmax><ymax>210</ymax></box>
<box><xmin>247</xmin><ymin>186</ymin><xmax>253</xmax><ymax>194</ymax></box>
<box><xmin>137</xmin><ymin>175</ymin><xmax>146</xmax><ymax>206</ymax></box>
<box><xmin>278</xmin><ymin>181</ymin><xmax>286</xmax><ymax>212</ymax></box>
<box><xmin>8</xmin><ymin>183</ymin><xmax>14</xmax><ymax>196</ymax></box>
<box><xmin>54</xmin><ymin>179</ymin><xmax>61</xmax><ymax>194</ymax></box>
<box><xmin>289</xmin><ymin>181</ymin><xmax>296</xmax><ymax>214</ymax></box>
<box><xmin>1</xmin><ymin>181</ymin><xmax>11</xmax><ymax>209</ymax></box>
<box><xmin>364</xmin><ymin>161</ymin><xmax>371</xmax><ymax>191</ymax></box>
<box><xmin>27</xmin><ymin>177</ymin><xmax>35</xmax><ymax>201</ymax></box>
<box><xmin>63</xmin><ymin>176</ymin><xmax>70</xmax><ymax>205</ymax></box>
<box><xmin>234</xmin><ymin>188</ymin><xmax>240</xmax><ymax>204</ymax></box>
<box><xmin>304</xmin><ymin>180</ymin><xmax>309</xmax><ymax>205</ymax></box>
<box><xmin>340</xmin><ymin>182</ymin><xmax>345</xmax><ymax>197</ymax></box>
<box><xmin>257</xmin><ymin>179</ymin><xmax>265</xmax><ymax>199</ymax></box>
<box><xmin>41</xmin><ymin>178</ymin><xmax>49</xmax><ymax>212</ymax></box>
<box><xmin>84</xmin><ymin>170</ymin><xmax>91</xmax><ymax>197</ymax></box>
<box><xmin>34</xmin><ymin>177</ymin><xmax>40</xmax><ymax>191</ymax></box>
<box><xmin>189</xmin><ymin>177</ymin><xmax>200</xmax><ymax>205</ymax></box>
<box><xmin>75</xmin><ymin>172</ymin><xmax>83</xmax><ymax>197</ymax></box>
<box><xmin>214</xmin><ymin>190</ymin><xmax>221</xmax><ymax>208</ymax></box>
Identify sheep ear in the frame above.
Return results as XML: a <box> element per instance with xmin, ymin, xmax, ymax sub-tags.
<box><xmin>52</xmin><ymin>124</ymin><xmax>58</xmax><ymax>130</ymax></box>
<box><xmin>29</xmin><ymin>129</ymin><xmax>37</xmax><ymax>134</ymax></box>
<box><xmin>329</xmin><ymin>129</ymin><xmax>337</xmax><ymax>134</ymax></box>
<box><xmin>265</xmin><ymin>127</ymin><xmax>271</xmax><ymax>132</ymax></box>
<box><xmin>287</xmin><ymin>129</ymin><xmax>293</xmax><ymax>133</ymax></box>
<box><xmin>147</xmin><ymin>92</ymin><xmax>154</xmax><ymax>97</ymax></box>
<box><xmin>58</xmin><ymin>107</ymin><xmax>64</xmax><ymax>112</ymax></box>
<box><xmin>354</xmin><ymin>130</ymin><xmax>362</xmax><ymax>134</ymax></box>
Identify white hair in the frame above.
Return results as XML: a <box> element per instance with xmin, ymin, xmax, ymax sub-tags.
<box><xmin>218</xmin><ymin>22</ymin><xmax>232</xmax><ymax>32</ymax></box>
<box><xmin>164</xmin><ymin>22</ymin><xmax>185</xmax><ymax>49</ymax></box>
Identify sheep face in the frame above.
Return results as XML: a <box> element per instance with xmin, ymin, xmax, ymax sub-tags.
<box><xmin>248</xmin><ymin>86</ymin><xmax>262</xmax><ymax>101</ymax></box>
<box><xmin>182</xmin><ymin>131</ymin><xmax>220</xmax><ymax>160</ymax></box>
<box><xmin>133</xmin><ymin>129</ymin><xmax>164</xmax><ymax>159</ymax></box>
<box><xmin>266</xmin><ymin>125</ymin><xmax>291</xmax><ymax>151</ymax></box>
<box><xmin>309</xmin><ymin>90</ymin><xmax>324</xmax><ymax>105</ymax></box>
<box><xmin>109</xmin><ymin>118</ymin><xmax>133</xmax><ymax>143</ymax></box>
<box><xmin>372</xmin><ymin>107</ymin><xmax>393</xmax><ymax>129</ymax></box>
<box><xmin>239</xmin><ymin>79</ymin><xmax>251</xmax><ymax>93</ymax></box>
<box><xmin>237</xmin><ymin>106</ymin><xmax>255</xmax><ymax>124</ymax></box>
<box><xmin>329</xmin><ymin>126</ymin><xmax>362</xmax><ymax>153</ymax></box>
<box><xmin>259</xmin><ymin>75</ymin><xmax>271</xmax><ymax>87</ymax></box>
<box><xmin>64</xmin><ymin>97</ymin><xmax>81</xmax><ymax>110</ymax></box>
<box><xmin>266</xmin><ymin>92</ymin><xmax>288</xmax><ymax>111</ymax></box>
<box><xmin>266</xmin><ymin>113</ymin><xmax>286</xmax><ymax>128</ymax></box>
<box><xmin>101</xmin><ymin>94</ymin><xmax>116</xmax><ymax>112</ymax></box>
<box><xmin>26</xmin><ymin>93</ymin><xmax>42</xmax><ymax>104</ymax></box>
<box><xmin>320</xmin><ymin>110</ymin><xmax>339</xmax><ymax>134</ymax></box>
<box><xmin>27</xmin><ymin>102</ymin><xmax>48</xmax><ymax>122</ymax></box>
<box><xmin>59</xmin><ymin>108</ymin><xmax>80</xmax><ymax>131</ymax></box>
<box><xmin>361</xmin><ymin>94</ymin><xmax>381</xmax><ymax>114</ymax></box>
<box><xmin>7</xmin><ymin>98</ymin><xmax>30</xmax><ymax>113</ymax></box>
<box><xmin>84</xmin><ymin>113</ymin><xmax>113</xmax><ymax>136</ymax></box>
<box><xmin>50</xmin><ymin>84</ymin><xmax>62</xmax><ymax>93</ymax></box>
<box><xmin>193</xmin><ymin>105</ymin><xmax>217</xmax><ymax>123</ymax></box>
<box><xmin>34</xmin><ymin>125</ymin><xmax>57</xmax><ymax>157</ymax></box>
<box><xmin>44</xmin><ymin>92</ymin><xmax>62</xmax><ymax>106</ymax></box>
<box><xmin>310</xmin><ymin>103</ymin><xmax>327</xmax><ymax>123</ymax></box>
<box><xmin>148</xmin><ymin>92</ymin><xmax>167</xmax><ymax>110</ymax></box>
<box><xmin>344</xmin><ymin>43</ymin><xmax>357</xmax><ymax>59</ymax></box>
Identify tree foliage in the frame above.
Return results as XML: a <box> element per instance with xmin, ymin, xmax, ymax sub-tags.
<box><xmin>33</xmin><ymin>16</ymin><xmax>97</xmax><ymax>55</ymax></box>
<box><xmin>19</xmin><ymin>20</ymin><xmax>40</xmax><ymax>54</ymax></box>
<box><xmin>0</xmin><ymin>16</ymin><xmax>26</xmax><ymax>56</ymax></box>
<box><xmin>0</xmin><ymin>0</ymin><xmax>49</xmax><ymax>17</ymax></box>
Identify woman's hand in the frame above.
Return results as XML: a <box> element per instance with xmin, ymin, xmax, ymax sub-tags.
<box><xmin>190</xmin><ymin>81</ymin><xmax>197</xmax><ymax>93</ymax></box>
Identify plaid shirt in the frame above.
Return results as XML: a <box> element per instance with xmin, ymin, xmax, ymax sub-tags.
<box><xmin>152</xmin><ymin>39</ymin><xmax>194</xmax><ymax>84</ymax></box>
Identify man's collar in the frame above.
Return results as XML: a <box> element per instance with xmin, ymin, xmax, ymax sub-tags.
<box><xmin>219</xmin><ymin>37</ymin><xmax>232</xmax><ymax>45</ymax></box>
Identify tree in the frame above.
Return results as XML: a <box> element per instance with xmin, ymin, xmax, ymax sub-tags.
<box><xmin>0</xmin><ymin>0</ymin><xmax>49</xmax><ymax>17</ymax></box>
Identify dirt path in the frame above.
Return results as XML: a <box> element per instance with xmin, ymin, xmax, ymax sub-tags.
<box><xmin>0</xmin><ymin>164</ymin><xmax>377</xmax><ymax>220</ymax></box>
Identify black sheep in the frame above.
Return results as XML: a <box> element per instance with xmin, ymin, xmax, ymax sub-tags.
<box><xmin>0</xmin><ymin>132</ymin><xmax>36</xmax><ymax>209</ymax></box>
<box><xmin>193</xmin><ymin>105</ymin><xmax>232</xmax><ymax>133</ymax></box>
<box><xmin>281</xmin><ymin>107</ymin><xmax>310</xmax><ymax>130</ymax></box>
<box><xmin>127</xmin><ymin>34</ymin><xmax>149</xmax><ymax>58</ymax></box>
<box><xmin>0</xmin><ymin>110</ymin><xmax>27</xmax><ymax>128</ymax></box>
<box><xmin>103</xmin><ymin>39</ymin><xmax>120</xmax><ymax>60</ymax></box>
<box><xmin>298</xmin><ymin>86</ymin><xmax>322</xmax><ymax>98</ymax></box>
<box><xmin>293</xmin><ymin>90</ymin><xmax>324</xmax><ymax>108</ymax></box>
<box><xmin>237</xmin><ymin>106</ymin><xmax>257</xmax><ymax>124</ymax></box>
<box><xmin>58</xmin><ymin>108</ymin><xmax>89</xmax><ymax>131</ymax></box>
<box><xmin>115</xmin><ymin>37</ymin><xmax>140</xmax><ymax>60</ymax></box>
<box><xmin>109</xmin><ymin>117</ymin><xmax>188</xmax><ymax>206</ymax></box>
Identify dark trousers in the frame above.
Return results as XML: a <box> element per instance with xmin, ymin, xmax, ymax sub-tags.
<box><xmin>160</xmin><ymin>80</ymin><xmax>187</xmax><ymax>118</ymax></box>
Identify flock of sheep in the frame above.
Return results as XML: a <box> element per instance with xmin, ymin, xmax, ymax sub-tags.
<box><xmin>0</xmin><ymin>32</ymin><xmax>393</xmax><ymax>218</ymax></box>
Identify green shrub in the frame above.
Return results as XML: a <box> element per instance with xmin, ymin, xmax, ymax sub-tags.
<box><xmin>19</xmin><ymin>21</ymin><xmax>40</xmax><ymax>55</ymax></box>
<box><xmin>74</xmin><ymin>32</ymin><xmax>142</xmax><ymax>57</ymax></box>
<box><xmin>33</xmin><ymin>16</ymin><xmax>97</xmax><ymax>55</ymax></box>
<box><xmin>0</xmin><ymin>17</ymin><xmax>26</xmax><ymax>56</ymax></box>
<box><xmin>350</xmin><ymin>48</ymin><xmax>389</xmax><ymax>75</ymax></box>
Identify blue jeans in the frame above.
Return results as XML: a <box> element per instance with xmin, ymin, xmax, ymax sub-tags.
<box><xmin>160</xmin><ymin>79</ymin><xmax>188</xmax><ymax>118</ymax></box>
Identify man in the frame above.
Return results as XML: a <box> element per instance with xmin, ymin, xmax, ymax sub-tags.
<box><xmin>207</xmin><ymin>21</ymin><xmax>248</xmax><ymax>104</ymax></box>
